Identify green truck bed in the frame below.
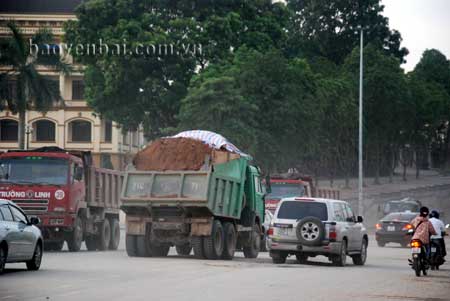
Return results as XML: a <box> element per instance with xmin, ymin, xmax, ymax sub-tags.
<box><xmin>121</xmin><ymin>157</ymin><xmax>249</xmax><ymax>219</ymax></box>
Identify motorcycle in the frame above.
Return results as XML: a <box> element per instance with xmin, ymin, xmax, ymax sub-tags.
<box><xmin>409</xmin><ymin>238</ymin><xmax>428</xmax><ymax>277</ymax></box>
<box><xmin>429</xmin><ymin>238</ymin><xmax>444</xmax><ymax>270</ymax></box>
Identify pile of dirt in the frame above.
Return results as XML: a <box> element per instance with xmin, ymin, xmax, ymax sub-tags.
<box><xmin>133</xmin><ymin>138</ymin><xmax>214</xmax><ymax>171</ymax></box>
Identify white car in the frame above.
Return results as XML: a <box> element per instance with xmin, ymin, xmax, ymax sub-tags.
<box><xmin>267</xmin><ymin>197</ymin><xmax>368</xmax><ymax>266</ymax></box>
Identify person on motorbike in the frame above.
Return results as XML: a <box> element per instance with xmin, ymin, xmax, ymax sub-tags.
<box><xmin>429</xmin><ymin>210</ymin><xmax>447</xmax><ymax>260</ymax></box>
<box><xmin>410</xmin><ymin>206</ymin><xmax>437</xmax><ymax>262</ymax></box>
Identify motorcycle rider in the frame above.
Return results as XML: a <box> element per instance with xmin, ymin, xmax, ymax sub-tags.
<box><xmin>429</xmin><ymin>210</ymin><xmax>447</xmax><ymax>260</ymax></box>
<box><xmin>410</xmin><ymin>207</ymin><xmax>437</xmax><ymax>261</ymax></box>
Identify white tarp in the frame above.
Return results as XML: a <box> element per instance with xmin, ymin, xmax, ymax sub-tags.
<box><xmin>170</xmin><ymin>130</ymin><xmax>248</xmax><ymax>157</ymax></box>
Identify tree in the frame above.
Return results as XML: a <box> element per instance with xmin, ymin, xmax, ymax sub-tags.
<box><xmin>0</xmin><ymin>22</ymin><xmax>69</xmax><ymax>149</ymax></box>
<box><xmin>344</xmin><ymin>44</ymin><xmax>408</xmax><ymax>184</ymax></box>
<box><xmin>64</xmin><ymin>0</ymin><xmax>291</xmax><ymax>139</ymax></box>
<box><xmin>412</xmin><ymin>49</ymin><xmax>450</xmax><ymax>170</ymax></box>
<box><xmin>286</xmin><ymin>0</ymin><xmax>408</xmax><ymax>65</ymax></box>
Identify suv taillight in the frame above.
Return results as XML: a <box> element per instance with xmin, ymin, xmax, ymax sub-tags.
<box><xmin>267</xmin><ymin>227</ymin><xmax>274</xmax><ymax>236</ymax></box>
<box><xmin>329</xmin><ymin>225</ymin><xmax>337</xmax><ymax>242</ymax></box>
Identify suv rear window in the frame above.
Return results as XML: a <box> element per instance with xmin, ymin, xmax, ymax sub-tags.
<box><xmin>277</xmin><ymin>201</ymin><xmax>328</xmax><ymax>221</ymax></box>
<box><xmin>382</xmin><ymin>213</ymin><xmax>417</xmax><ymax>222</ymax></box>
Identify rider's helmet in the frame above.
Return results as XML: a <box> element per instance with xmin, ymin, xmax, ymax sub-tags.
<box><xmin>429</xmin><ymin>210</ymin><xmax>440</xmax><ymax>219</ymax></box>
<box><xmin>419</xmin><ymin>206</ymin><xmax>429</xmax><ymax>217</ymax></box>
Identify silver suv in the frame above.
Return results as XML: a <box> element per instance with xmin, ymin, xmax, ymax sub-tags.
<box><xmin>267</xmin><ymin>197</ymin><xmax>368</xmax><ymax>266</ymax></box>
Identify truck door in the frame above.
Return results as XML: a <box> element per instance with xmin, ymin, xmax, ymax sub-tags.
<box><xmin>70</xmin><ymin>162</ymin><xmax>85</xmax><ymax>213</ymax></box>
<box><xmin>253</xmin><ymin>174</ymin><xmax>265</xmax><ymax>224</ymax></box>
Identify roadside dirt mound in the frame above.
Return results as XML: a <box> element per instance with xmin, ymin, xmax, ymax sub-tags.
<box><xmin>133</xmin><ymin>138</ymin><xmax>213</xmax><ymax>171</ymax></box>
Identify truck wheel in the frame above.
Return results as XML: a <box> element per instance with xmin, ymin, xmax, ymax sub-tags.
<box><xmin>221</xmin><ymin>222</ymin><xmax>236</xmax><ymax>260</ymax></box>
<box><xmin>243</xmin><ymin>224</ymin><xmax>261</xmax><ymax>259</ymax></box>
<box><xmin>136</xmin><ymin>235</ymin><xmax>152</xmax><ymax>257</ymax></box>
<box><xmin>109</xmin><ymin>218</ymin><xmax>120</xmax><ymax>250</ymax></box>
<box><xmin>97</xmin><ymin>219</ymin><xmax>111</xmax><ymax>251</ymax></box>
<box><xmin>151</xmin><ymin>245</ymin><xmax>170</xmax><ymax>257</ymax></box>
<box><xmin>203</xmin><ymin>220</ymin><xmax>224</xmax><ymax>260</ymax></box>
<box><xmin>44</xmin><ymin>241</ymin><xmax>64</xmax><ymax>252</ymax></box>
<box><xmin>192</xmin><ymin>236</ymin><xmax>205</xmax><ymax>259</ymax></box>
<box><xmin>126</xmin><ymin>234</ymin><xmax>138</xmax><ymax>257</ymax></box>
<box><xmin>176</xmin><ymin>244</ymin><xmax>192</xmax><ymax>256</ymax></box>
<box><xmin>85</xmin><ymin>236</ymin><xmax>98</xmax><ymax>251</ymax></box>
<box><xmin>67</xmin><ymin>217</ymin><xmax>83</xmax><ymax>252</ymax></box>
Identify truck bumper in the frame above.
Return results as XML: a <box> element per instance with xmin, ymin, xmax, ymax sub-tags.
<box><xmin>268</xmin><ymin>238</ymin><xmax>342</xmax><ymax>255</ymax></box>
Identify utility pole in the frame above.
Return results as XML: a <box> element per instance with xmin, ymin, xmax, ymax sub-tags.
<box><xmin>358</xmin><ymin>28</ymin><xmax>364</xmax><ymax>216</ymax></box>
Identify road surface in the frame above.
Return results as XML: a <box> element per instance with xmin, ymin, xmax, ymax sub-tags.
<box><xmin>1</xmin><ymin>234</ymin><xmax>449</xmax><ymax>301</ymax></box>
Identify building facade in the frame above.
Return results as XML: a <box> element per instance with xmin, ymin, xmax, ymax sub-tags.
<box><xmin>0</xmin><ymin>0</ymin><xmax>145</xmax><ymax>170</ymax></box>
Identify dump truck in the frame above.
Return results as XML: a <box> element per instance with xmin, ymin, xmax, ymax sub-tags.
<box><xmin>264</xmin><ymin>173</ymin><xmax>340</xmax><ymax>213</ymax></box>
<box><xmin>0</xmin><ymin>147</ymin><xmax>123</xmax><ymax>252</ymax></box>
<box><xmin>121</xmin><ymin>131</ymin><xmax>266</xmax><ymax>260</ymax></box>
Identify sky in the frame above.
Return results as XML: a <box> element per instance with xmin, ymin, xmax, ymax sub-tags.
<box><xmin>382</xmin><ymin>0</ymin><xmax>450</xmax><ymax>71</ymax></box>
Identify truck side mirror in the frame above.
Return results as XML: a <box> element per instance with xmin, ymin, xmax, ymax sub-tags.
<box><xmin>74</xmin><ymin>167</ymin><xmax>83</xmax><ymax>181</ymax></box>
<box><xmin>265</xmin><ymin>175</ymin><xmax>272</xmax><ymax>194</ymax></box>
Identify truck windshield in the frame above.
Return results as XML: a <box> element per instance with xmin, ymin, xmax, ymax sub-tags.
<box><xmin>277</xmin><ymin>201</ymin><xmax>328</xmax><ymax>221</ymax></box>
<box><xmin>267</xmin><ymin>183</ymin><xmax>305</xmax><ymax>199</ymax></box>
<box><xmin>0</xmin><ymin>157</ymin><xmax>69</xmax><ymax>185</ymax></box>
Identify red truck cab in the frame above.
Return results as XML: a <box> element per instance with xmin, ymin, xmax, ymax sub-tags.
<box><xmin>0</xmin><ymin>147</ymin><xmax>122</xmax><ymax>252</ymax></box>
<box><xmin>265</xmin><ymin>179</ymin><xmax>312</xmax><ymax>213</ymax></box>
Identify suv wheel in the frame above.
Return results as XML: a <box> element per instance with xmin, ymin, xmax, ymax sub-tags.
<box><xmin>271</xmin><ymin>251</ymin><xmax>287</xmax><ymax>264</ymax></box>
<box><xmin>352</xmin><ymin>239</ymin><xmax>367</xmax><ymax>266</ymax></box>
<box><xmin>332</xmin><ymin>241</ymin><xmax>347</xmax><ymax>267</ymax></box>
<box><xmin>296</xmin><ymin>217</ymin><xmax>325</xmax><ymax>246</ymax></box>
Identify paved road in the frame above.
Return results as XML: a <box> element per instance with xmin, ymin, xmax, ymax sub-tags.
<box><xmin>1</xmin><ymin>234</ymin><xmax>449</xmax><ymax>301</ymax></box>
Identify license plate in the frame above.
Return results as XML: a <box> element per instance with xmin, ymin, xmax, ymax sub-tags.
<box><xmin>431</xmin><ymin>247</ymin><xmax>437</xmax><ymax>253</ymax></box>
<box><xmin>411</xmin><ymin>247</ymin><xmax>421</xmax><ymax>254</ymax></box>
<box><xmin>279</xmin><ymin>228</ymin><xmax>289</xmax><ymax>236</ymax></box>
<box><xmin>387</xmin><ymin>226</ymin><xmax>395</xmax><ymax>231</ymax></box>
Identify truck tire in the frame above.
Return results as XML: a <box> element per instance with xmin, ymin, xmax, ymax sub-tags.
<box><xmin>67</xmin><ymin>217</ymin><xmax>83</xmax><ymax>252</ymax></box>
<box><xmin>221</xmin><ymin>222</ymin><xmax>236</xmax><ymax>260</ymax></box>
<box><xmin>243</xmin><ymin>224</ymin><xmax>261</xmax><ymax>259</ymax></box>
<box><xmin>203</xmin><ymin>220</ymin><xmax>224</xmax><ymax>260</ymax></box>
<box><xmin>151</xmin><ymin>244</ymin><xmax>170</xmax><ymax>257</ymax></box>
<box><xmin>296</xmin><ymin>217</ymin><xmax>325</xmax><ymax>247</ymax></box>
<box><xmin>85</xmin><ymin>235</ymin><xmax>98</xmax><ymax>251</ymax></box>
<box><xmin>44</xmin><ymin>241</ymin><xmax>64</xmax><ymax>252</ymax></box>
<box><xmin>176</xmin><ymin>244</ymin><xmax>192</xmax><ymax>256</ymax></box>
<box><xmin>136</xmin><ymin>235</ymin><xmax>152</xmax><ymax>257</ymax></box>
<box><xmin>192</xmin><ymin>236</ymin><xmax>205</xmax><ymax>259</ymax></box>
<box><xmin>126</xmin><ymin>234</ymin><xmax>138</xmax><ymax>257</ymax></box>
<box><xmin>109</xmin><ymin>218</ymin><xmax>120</xmax><ymax>250</ymax></box>
<box><xmin>97</xmin><ymin>219</ymin><xmax>111</xmax><ymax>251</ymax></box>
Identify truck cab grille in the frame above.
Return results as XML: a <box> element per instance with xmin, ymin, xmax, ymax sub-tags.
<box><xmin>12</xmin><ymin>199</ymin><xmax>49</xmax><ymax>214</ymax></box>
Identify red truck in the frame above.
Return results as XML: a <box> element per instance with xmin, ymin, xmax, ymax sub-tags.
<box><xmin>0</xmin><ymin>147</ymin><xmax>123</xmax><ymax>252</ymax></box>
<box><xmin>265</xmin><ymin>174</ymin><xmax>340</xmax><ymax>213</ymax></box>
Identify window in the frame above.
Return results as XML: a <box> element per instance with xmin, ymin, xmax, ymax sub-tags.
<box><xmin>69</xmin><ymin>120</ymin><xmax>91</xmax><ymax>142</ymax></box>
<box><xmin>254</xmin><ymin>176</ymin><xmax>262</xmax><ymax>193</ymax></box>
<box><xmin>9</xmin><ymin>205</ymin><xmax>28</xmax><ymax>224</ymax></box>
<box><xmin>333</xmin><ymin>203</ymin><xmax>346</xmax><ymax>222</ymax></box>
<box><xmin>72</xmin><ymin>80</ymin><xmax>85</xmax><ymax>100</ymax></box>
<box><xmin>343</xmin><ymin>204</ymin><xmax>355</xmax><ymax>223</ymax></box>
<box><xmin>277</xmin><ymin>201</ymin><xmax>328</xmax><ymax>221</ymax></box>
<box><xmin>0</xmin><ymin>119</ymin><xmax>18</xmax><ymax>141</ymax></box>
<box><xmin>267</xmin><ymin>182</ymin><xmax>305</xmax><ymax>199</ymax></box>
<box><xmin>71</xmin><ymin>163</ymin><xmax>83</xmax><ymax>183</ymax></box>
<box><xmin>103</xmin><ymin>120</ymin><xmax>112</xmax><ymax>143</ymax></box>
<box><xmin>0</xmin><ymin>205</ymin><xmax>13</xmax><ymax>221</ymax></box>
<box><xmin>33</xmin><ymin>120</ymin><xmax>56</xmax><ymax>142</ymax></box>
